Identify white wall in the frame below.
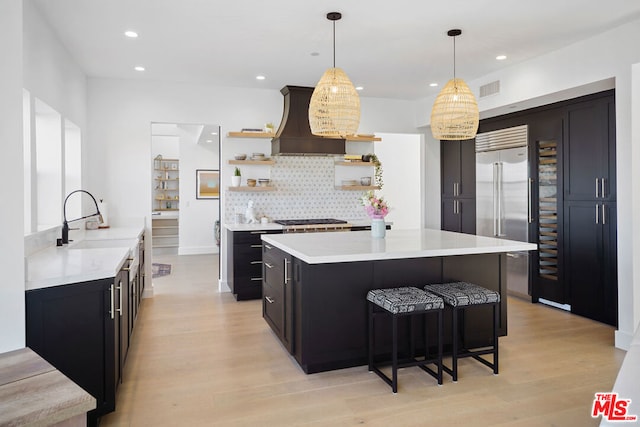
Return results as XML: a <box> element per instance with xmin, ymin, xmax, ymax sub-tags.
<box><xmin>375</xmin><ymin>133</ymin><xmax>422</xmax><ymax>229</ymax></box>
<box><xmin>178</xmin><ymin>126</ymin><xmax>219</xmax><ymax>255</ymax></box>
<box><xmin>416</xmin><ymin>18</ymin><xmax>640</xmax><ymax>350</ymax></box>
<box><xmin>0</xmin><ymin>0</ymin><xmax>25</xmax><ymax>353</ymax></box>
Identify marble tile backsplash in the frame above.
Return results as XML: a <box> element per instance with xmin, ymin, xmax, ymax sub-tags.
<box><xmin>225</xmin><ymin>156</ymin><xmax>370</xmax><ymax>223</ymax></box>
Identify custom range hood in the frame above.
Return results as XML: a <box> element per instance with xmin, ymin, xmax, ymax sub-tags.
<box><xmin>271</xmin><ymin>86</ymin><xmax>345</xmax><ymax>156</ymax></box>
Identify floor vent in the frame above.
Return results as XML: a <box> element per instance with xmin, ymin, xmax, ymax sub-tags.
<box><xmin>480</xmin><ymin>80</ymin><xmax>500</xmax><ymax>98</ymax></box>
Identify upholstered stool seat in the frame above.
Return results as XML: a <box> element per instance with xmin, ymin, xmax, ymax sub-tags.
<box><xmin>424</xmin><ymin>282</ymin><xmax>500</xmax><ymax>381</ymax></box>
<box><xmin>367</xmin><ymin>286</ymin><xmax>444</xmax><ymax>393</ymax></box>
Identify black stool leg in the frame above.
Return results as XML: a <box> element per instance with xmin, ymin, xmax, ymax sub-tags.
<box><xmin>493</xmin><ymin>303</ymin><xmax>499</xmax><ymax>375</ymax></box>
<box><xmin>392</xmin><ymin>314</ymin><xmax>398</xmax><ymax>393</ymax></box>
<box><xmin>437</xmin><ymin>309</ymin><xmax>443</xmax><ymax>385</ymax></box>
<box><xmin>452</xmin><ymin>306</ymin><xmax>458</xmax><ymax>382</ymax></box>
<box><xmin>368</xmin><ymin>303</ymin><xmax>374</xmax><ymax>372</ymax></box>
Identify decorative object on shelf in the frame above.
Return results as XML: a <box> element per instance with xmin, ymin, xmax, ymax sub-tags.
<box><xmin>430</xmin><ymin>29</ymin><xmax>479</xmax><ymax>141</ymax></box>
<box><xmin>308</xmin><ymin>11</ymin><xmax>360</xmax><ymax>138</ymax></box>
<box><xmin>245</xmin><ymin>200</ymin><xmax>258</xmax><ymax>224</ymax></box>
<box><xmin>196</xmin><ymin>169</ymin><xmax>220</xmax><ymax>199</ymax></box>
<box><xmin>231</xmin><ymin>167</ymin><xmax>242</xmax><ymax>187</ymax></box>
<box><xmin>360</xmin><ymin>177</ymin><xmax>371</xmax><ymax>186</ymax></box>
<box><xmin>264</xmin><ymin>122</ymin><xmax>275</xmax><ymax>133</ymax></box>
<box><xmin>363</xmin><ymin>153</ymin><xmax>383</xmax><ymax>189</ymax></box>
<box><xmin>361</xmin><ymin>191</ymin><xmax>389</xmax><ymax>238</ymax></box>
<box><xmin>234</xmin><ymin>153</ymin><xmax>247</xmax><ymax>160</ymax></box>
<box><xmin>247</xmin><ymin>178</ymin><xmax>257</xmax><ymax>187</ymax></box>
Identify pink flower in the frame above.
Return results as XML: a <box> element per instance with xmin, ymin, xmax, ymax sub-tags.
<box><xmin>361</xmin><ymin>191</ymin><xmax>389</xmax><ymax>219</ymax></box>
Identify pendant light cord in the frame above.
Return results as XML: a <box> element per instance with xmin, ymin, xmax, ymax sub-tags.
<box><xmin>453</xmin><ymin>35</ymin><xmax>456</xmax><ymax>80</ymax></box>
<box><xmin>333</xmin><ymin>19</ymin><xmax>336</xmax><ymax>68</ymax></box>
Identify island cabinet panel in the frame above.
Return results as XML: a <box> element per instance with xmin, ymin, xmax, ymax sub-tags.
<box><xmin>286</xmin><ymin>254</ymin><xmax>506</xmax><ymax>374</ymax></box>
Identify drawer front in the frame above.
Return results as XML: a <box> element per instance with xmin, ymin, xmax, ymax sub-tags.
<box><xmin>233</xmin><ymin>230</ymin><xmax>281</xmax><ymax>245</ymax></box>
<box><xmin>263</xmin><ymin>281</ymin><xmax>284</xmax><ymax>335</ymax></box>
<box><xmin>263</xmin><ymin>257</ymin><xmax>283</xmax><ymax>288</ymax></box>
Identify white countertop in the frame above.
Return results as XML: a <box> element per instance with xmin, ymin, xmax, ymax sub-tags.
<box><xmin>25</xmin><ymin>226</ymin><xmax>143</xmax><ymax>291</ymax></box>
<box><xmin>261</xmin><ymin>228</ymin><xmax>537</xmax><ymax>264</ymax></box>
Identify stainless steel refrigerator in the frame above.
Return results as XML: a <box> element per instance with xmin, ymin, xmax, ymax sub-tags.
<box><xmin>475</xmin><ymin>125</ymin><xmax>530</xmax><ymax>298</ymax></box>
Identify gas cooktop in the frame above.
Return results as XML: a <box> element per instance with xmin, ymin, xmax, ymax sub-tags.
<box><xmin>274</xmin><ymin>218</ymin><xmax>348</xmax><ymax>226</ymax></box>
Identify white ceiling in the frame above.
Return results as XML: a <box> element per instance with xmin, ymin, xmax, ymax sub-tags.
<box><xmin>32</xmin><ymin>0</ymin><xmax>640</xmax><ymax>100</ymax></box>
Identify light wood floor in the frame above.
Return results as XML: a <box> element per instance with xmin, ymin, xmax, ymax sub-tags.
<box><xmin>101</xmin><ymin>254</ymin><xmax>625</xmax><ymax>426</ymax></box>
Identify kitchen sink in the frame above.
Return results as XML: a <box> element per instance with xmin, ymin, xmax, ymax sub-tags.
<box><xmin>68</xmin><ymin>238</ymin><xmax>138</xmax><ymax>250</ymax></box>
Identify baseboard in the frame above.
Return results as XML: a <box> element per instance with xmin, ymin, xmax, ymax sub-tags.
<box><xmin>178</xmin><ymin>246</ymin><xmax>220</xmax><ymax>255</ymax></box>
<box><xmin>218</xmin><ymin>279</ymin><xmax>231</xmax><ymax>293</ymax></box>
<box><xmin>615</xmin><ymin>330</ymin><xmax>633</xmax><ymax>351</ymax></box>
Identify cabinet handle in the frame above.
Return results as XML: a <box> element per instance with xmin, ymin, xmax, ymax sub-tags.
<box><xmin>595</xmin><ymin>204</ymin><xmax>599</xmax><ymax>224</ymax></box>
<box><xmin>264</xmin><ymin>262</ymin><xmax>274</xmax><ymax>269</ymax></box>
<box><xmin>250</xmin><ymin>244</ymin><xmax>262</xmax><ymax>248</ymax></box>
<box><xmin>264</xmin><ymin>244</ymin><xmax>273</xmax><ymax>250</ymax></box>
<box><xmin>250</xmin><ymin>260</ymin><xmax>263</xmax><ymax>265</ymax></box>
<box><xmin>250</xmin><ymin>277</ymin><xmax>262</xmax><ymax>281</ymax></box>
<box><xmin>602</xmin><ymin>204</ymin><xmax>606</xmax><ymax>225</ymax></box>
<box><xmin>265</xmin><ymin>296</ymin><xmax>275</xmax><ymax>304</ymax></box>
<box><xmin>116</xmin><ymin>282</ymin><xmax>123</xmax><ymax>316</ymax></box>
<box><xmin>110</xmin><ymin>284</ymin><xmax>115</xmax><ymax>320</ymax></box>
<box><xmin>284</xmin><ymin>258</ymin><xmax>290</xmax><ymax>284</ymax></box>
<box><xmin>250</xmin><ymin>230</ymin><xmax>267</xmax><ymax>234</ymax></box>
<box><xmin>601</xmin><ymin>178</ymin><xmax>606</xmax><ymax>199</ymax></box>
<box><xmin>595</xmin><ymin>178</ymin><xmax>600</xmax><ymax>198</ymax></box>
<box><xmin>528</xmin><ymin>178</ymin><xmax>533</xmax><ymax>223</ymax></box>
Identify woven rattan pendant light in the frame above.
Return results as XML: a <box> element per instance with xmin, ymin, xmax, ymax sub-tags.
<box><xmin>309</xmin><ymin>12</ymin><xmax>360</xmax><ymax>138</ymax></box>
<box><xmin>430</xmin><ymin>29</ymin><xmax>479</xmax><ymax>140</ymax></box>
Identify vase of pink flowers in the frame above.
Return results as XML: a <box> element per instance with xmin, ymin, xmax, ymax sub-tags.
<box><xmin>361</xmin><ymin>191</ymin><xmax>389</xmax><ymax>238</ymax></box>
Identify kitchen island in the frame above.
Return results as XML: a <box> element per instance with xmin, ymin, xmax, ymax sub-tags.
<box><xmin>261</xmin><ymin>228</ymin><xmax>537</xmax><ymax>374</ymax></box>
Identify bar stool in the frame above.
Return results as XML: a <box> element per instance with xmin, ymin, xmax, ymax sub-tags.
<box><xmin>424</xmin><ymin>282</ymin><xmax>500</xmax><ymax>382</ymax></box>
<box><xmin>367</xmin><ymin>286</ymin><xmax>444</xmax><ymax>393</ymax></box>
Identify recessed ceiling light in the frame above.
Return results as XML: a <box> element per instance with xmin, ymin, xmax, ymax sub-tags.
<box><xmin>496</xmin><ymin>55</ymin><xmax>507</xmax><ymax>61</ymax></box>
<box><xmin>429</xmin><ymin>83</ymin><xmax>438</xmax><ymax>87</ymax></box>
<box><xmin>355</xmin><ymin>86</ymin><xmax>363</xmax><ymax>91</ymax></box>
<box><xmin>124</xmin><ymin>30</ymin><xmax>138</xmax><ymax>38</ymax></box>
<box><xmin>206</xmin><ymin>139</ymin><xmax>213</xmax><ymax>143</ymax></box>
<box><xmin>256</xmin><ymin>75</ymin><xmax>266</xmax><ymax>80</ymax></box>
<box><xmin>134</xmin><ymin>66</ymin><xmax>145</xmax><ymax>71</ymax></box>
<box><xmin>210</xmin><ymin>132</ymin><xmax>218</xmax><ymax>136</ymax></box>
<box><xmin>310</xmin><ymin>52</ymin><xmax>320</xmax><ymax>57</ymax></box>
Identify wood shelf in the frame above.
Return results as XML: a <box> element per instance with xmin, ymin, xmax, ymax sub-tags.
<box><xmin>227</xmin><ymin>132</ymin><xmax>275</xmax><ymax>138</ymax></box>
<box><xmin>345</xmin><ymin>135</ymin><xmax>381</xmax><ymax>142</ymax></box>
<box><xmin>155</xmin><ymin>208</ymin><xmax>179</xmax><ymax>211</ymax></box>
<box><xmin>335</xmin><ymin>185</ymin><xmax>380</xmax><ymax>191</ymax></box>
<box><xmin>334</xmin><ymin>161</ymin><xmax>375</xmax><ymax>167</ymax></box>
<box><xmin>228</xmin><ymin>159</ymin><xmax>275</xmax><ymax>165</ymax></box>
<box><xmin>228</xmin><ymin>186</ymin><xmax>276</xmax><ymax>192</ymax></box>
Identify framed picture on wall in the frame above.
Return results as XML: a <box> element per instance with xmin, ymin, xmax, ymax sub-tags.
<box><xmin>196</xmin><ymin>169</ymin><xmax>220</xmax><ymax>199</ymax></box>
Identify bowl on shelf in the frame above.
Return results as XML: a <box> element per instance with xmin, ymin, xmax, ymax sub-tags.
<box><xmin>360</xmin><ymin>177</ymin><xmax>372</xmax><ymax>186</ymax></box>
<box><xmin>247</xmin><ymin>178</ymin><xmax>256</xmax><ymax>187</ymax></box>
<box><xmin>234</xmin><ymin>153</ymin><xmax>247</xmax><ymax>160</ymax></box>
<box><xmin>258</xmin><ymin>178</ymin><xmax>271</xmax><ymax>187</ymax></box>
<box><xmin>251</xmin><ymin>153</ymin><xmax>266</xmax><ymax>161</ymax></box>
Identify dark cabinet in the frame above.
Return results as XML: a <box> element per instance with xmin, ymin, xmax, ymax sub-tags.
<box><xmin>262</xmin><ymin>243</ymin><xmax>294</xmax><ymax>353</ymax></box>
<box><xmin>563</xmin><ymin>97</ymin><xmax>616</xmax><ymax>202</ymax></box>
<box><xmin>564</xmin><ymin>201</ymin><xmax>617</xmax><ymax>326</ymax></box>
<box><xmin>230</xmin><ymin>230</ymin><xmax>282</xmax><ymax>300</ymax></box>
<box><xmin>441</xmin><ymin>198</ymin><xmax>476</xmax><ymax>235</ymax></box>
<box><xmin>441</xmin><ymin>139</ymin><xmax>476</xmax><ymax>198</ymax></box>
<box><xmin>441</xmin><ymin>139</ymin><xmax>476</xmax><ymax>234</ymax></box>
<box><xmin>26</xmin><ymin>268</ymin><xmax>129</xmax><ymax>425</ymax></box>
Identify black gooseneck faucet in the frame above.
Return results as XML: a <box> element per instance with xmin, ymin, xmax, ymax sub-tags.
<box><xmin>61</xmin><ymin>190</ymin><xmax>103</xmax><ymax>244</ymax></box>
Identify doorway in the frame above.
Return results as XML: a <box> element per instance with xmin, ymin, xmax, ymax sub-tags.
<box><xmin>150</xmin><ymin>122</ymin><xmax>221</xmax><ymax>281</ymax></box>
